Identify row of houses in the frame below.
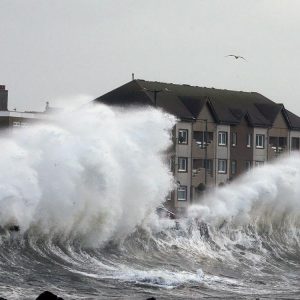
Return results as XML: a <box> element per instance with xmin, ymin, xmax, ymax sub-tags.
<box><xmin>94</xmin><ymin>79</ymin><xmax>300</xmax><ymax>214</ymax></box>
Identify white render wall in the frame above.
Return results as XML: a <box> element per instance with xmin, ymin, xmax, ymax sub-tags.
<box><xmin>216</xmin><ymin>124</ymin><xmax>230</xmax><ymax>185</ymax></box>
<box><xmin>253</xmin><ymin>128</ymin><xmax>268</xmax><ymax>163</ymax></box>
<box><xmin>175</xmin><ymin>122</ymin><xmax>192</xmax><ymax>208</ymax></box>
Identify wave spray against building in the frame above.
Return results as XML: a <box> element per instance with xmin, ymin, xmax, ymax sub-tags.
<box><xmin>0</xmin><ymin>105</ymin><xmax>299</xmax><ymax>299</ymax></box>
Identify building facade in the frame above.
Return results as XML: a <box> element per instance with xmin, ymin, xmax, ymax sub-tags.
<box><xmin>0</xmin><ymin>85</ymin><xmax>56</xmax><ymax>130</ymax></box>
<box><xmin>94</xmin><ymin>79</ymin><xmax>300</xmax><ymax>213</ymax></box>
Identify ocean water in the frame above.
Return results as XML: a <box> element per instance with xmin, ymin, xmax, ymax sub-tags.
<box><xmin>0</xmin><ymin>105</ymin><xmax>299</xmax><ymax>299</ymax></box>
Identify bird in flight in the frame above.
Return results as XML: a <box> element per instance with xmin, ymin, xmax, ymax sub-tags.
<box><xmin>226</xmin><ymin>54</ymin><xmax>246</xmax><ymax>61</ymax></box>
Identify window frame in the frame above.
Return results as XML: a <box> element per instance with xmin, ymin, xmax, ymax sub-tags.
<box><xmin>231</xmin><ymin>160</ymin><xmax>237</xmax><ymax>175</ymax></box>
<box><xmin>178</xmin><ymin>129</ymin><xmax>188</xmax><ymax>144</ymax></box>
<box><xmin>255</xmin><ymin>161</ymin><xmax>264</xmax><ymax>167</ymax></box>
<box><xmin>245</xmin><ymin>160</ymin><xmax>252</xmax><ymax>170</ymax></box>
<box><xmin>166</xmin><ymin>190</ymin><xmax>173</xmax><ymax>201</ymax></box>
<box><xmin>204</xmin><ymin>159</ymin><xmax>213</xmax><ymax>175</ymax></box>
<box><xmin>291</xmin><ymin>137</ymin><xmax>300</xmax><ymax>151</ymax></box>
<box><xmin>194</xmin><ymin>131</ymin><xmax>213</xmax><ymax>148</ymax></box>
<box><xmin>256</xmin><ymin>134</ymin><xmax>265</xmax><ymax>149</ymax></box>
<box><xmin>218</xmin><ymin>159</ymin><xmax>227</xmax><ymax>174</ymax></box>
<box><xmin>232</xmin><ymin>132</ymin><xmax>237</xmax><ymax>147</ymax></box>
<box><xmin>218</xmin><ymin>131</ymin><xmax>228</xmax><ymax>146</ymax></box>
<box><xmin>177</xmin><ymin>185</ymin><xmax>187</xmax><ymax>201</ymax></box>
<box><xmin>178</xmin><ymin>157</ymin><xmax>188</xmax><ymax>173</ymax></box>
<box><xmin>246</xmin><ymin>133</ymin><xmax>252</xmax><ymax>148</ymax></box>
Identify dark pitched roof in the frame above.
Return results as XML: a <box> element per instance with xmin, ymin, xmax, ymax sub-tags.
<box><xmin>94</xmin><ymin>79</ymin><xmax>300</xmax><ymax>129</ymax></box>
<box><xmin>94</xmin><ymin>80</ymin><xmax>194</xmax><ymax>119</ymax></box>
<box><xmin>285</xmin><ymin>110</ymin><xmax>300</xmax><ymax>130</ymax></box>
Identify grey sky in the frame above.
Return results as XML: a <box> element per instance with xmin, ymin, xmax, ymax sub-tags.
<box><xmin>0</xmin><ymin>0</ymin><xmax>300</xmax><ymax>115</ymax></box>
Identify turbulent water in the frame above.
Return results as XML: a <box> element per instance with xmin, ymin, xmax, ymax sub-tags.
<box><xmin>0</xmin><ymin>105</ymin><xmax>300</xmax><ymax>299</ymax></box>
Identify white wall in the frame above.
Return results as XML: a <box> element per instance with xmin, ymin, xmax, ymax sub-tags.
<box><xmin>216</xmin><ymin>124</ymin><xmax>230</xmax><ymax>185</ymax></box>
<box><xmin>253</xmin><ymin>127</ymin><xmax>268</xmax><ymax>163</ymax></box>
<box><xmin>174</xmin><ymin>122</ymin><xmax>192</xmax><ymax>208</ymax></box>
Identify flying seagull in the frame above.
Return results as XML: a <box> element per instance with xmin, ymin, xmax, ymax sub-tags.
<box><xmin>226</xmin><ymin>54</ymin><xmax>246</xmax><ymax>61</ymax></box>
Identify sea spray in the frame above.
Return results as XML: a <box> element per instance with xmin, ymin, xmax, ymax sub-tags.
<box><xmin>0</xmin><ymin>111</ymin><xmax>300</xmax><ymax>298</ymax></box>
<box><xmin>0</xmin><ymin>104</ymin><xmax>176</xmax><ymax>246</ymax></box>
<box><xmin>188</xmin><ymin>153</ymin><xmax>300</xmax><ymax>229</ymax></box>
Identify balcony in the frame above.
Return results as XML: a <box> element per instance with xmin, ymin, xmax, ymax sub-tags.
<box><xmin>192</xmin><ymin>138</ymin><xmax>214</xmax><ymax>158</ymax></box>
<box><xmin>192</xmin><ymin>159</ymin><xmax>214</xmax><ymax>186</ymax></box>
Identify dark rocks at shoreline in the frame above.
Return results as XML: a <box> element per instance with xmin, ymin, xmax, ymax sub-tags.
<box><xmin>36</xmin><ymin>291</ymin><xmax>64</xmax><ymax>300</ymax></box>
<box><xmin>0</xmin><ymin>291</ymin><xmax>158</xmax><ymax>300</ymax></box>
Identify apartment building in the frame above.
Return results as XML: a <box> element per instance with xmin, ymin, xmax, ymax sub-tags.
<box><xmin>94</xmin><ymin>79</ymin><xmax>300</xmax><ymax>213</ymax></box>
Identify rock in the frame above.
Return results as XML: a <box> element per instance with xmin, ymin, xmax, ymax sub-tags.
<box><xmin>36</xmin><ymin>291</ymin><xmax>64</xmax><ymax>300</ymax></box>
<box><xmin>8</xmin><ymin>225</ymin><xmax>20</xmax><ymax>232</ymax></box>
<box><xmin>0</xmin><ymin>297</ymin><xmax>7</xmax><ymax>300</ymax></box>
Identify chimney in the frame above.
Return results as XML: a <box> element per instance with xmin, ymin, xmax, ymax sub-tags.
<box><xmin>0</xmin><ymin>85</ymin><xmax>8</xmax><ymax>111</ymax></box>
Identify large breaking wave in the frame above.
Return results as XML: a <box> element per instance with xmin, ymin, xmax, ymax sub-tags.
<box><xmin>0</xmin><ymin>104</ymin><xmax>299</xmax><ymax>299</ymax></box>
<box><xmin>0</xmin><ymin>105</ymin><xmax>175</xmax><ymax>246</ymax></box>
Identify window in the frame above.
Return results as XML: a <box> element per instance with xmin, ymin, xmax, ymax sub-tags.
<box><xmin>177</xmin><ymin>186</ymin><xmax>187</xmax><ymax>201</ymax></box>
<box><xmin>178</xmin><ymin>157</ymin><xmax>188</xmax><ymax>172</ymax></box>
<box><xmin>203</xmin><ymin>159</ymin><xmax>213</xmax><ymax>174</ymax></box>
<box><xmin>292</xmin><ymin>137</ymin><xmax>300</xmax><ymax>151</ymax></box>
<box><xmin>193</xmin><ymin>159</ymin><xmax>213</xmax><ymax>176</ymax></box>
<box><xmin>245</xmin><ymin>160</ymin><xmax>252</xmax><ymax>170</ymax></box>
<box><xmin>178</xmin><ymin>129</ymin><xmax>188</xmax><ymax>144</ymax></box>
<box><xmin>218</xmin><ymin>159</ymin><xmax>227</xmax><ymax>174</ymax></box>
<box><xmin>247</xmin><ymin>133</ymin><xmax>252</xmax><ymax>148</ymax></box>
<box><xmin>194</xmin><ymin>131</ymin><xmax>213</xmax><ymax>148</ymax></box>
<box><xmin>193</xmin><ymin>159</ymin><xmax>213</xmax><ymax>174</ymax></box>
<box><xmin>232</xmin><ymin>132</ymin><xmax>237</xmax><ymax>147</ymax></box>
<box><xmin>256</xmin><ymin>134</ymin><xmax>265</xmax><ymax>148</ymax></box>
<box><xmin>278</xmin><ymin>137</ymin><xmax>287</xmax><ymax>148</ymax></box>
<box><xmin>255</xmin><ymin>161</ymin><xmax>264</xmax><ymax>167</ymax></box>
<box><xmin>166</xmin><ymin>191</ymin><xmax>172</xmax><ymax>201</ymax></box>
<box><xmin>231</xmin><ymin>160</ymin><xmax>237</xmax><ymax>175</ymax></box>
<box><xmin>269</xmin><ymin>137</ymin><xmax>277</xmax><ymax>149</ymax></box>
<box><xmin>218</xmin><ymin>131</ymin><xmax>228</xmax><ymax>146</ymax></box>
<box><xmin>269</xmin><ymin>136</ymin><xmax>287</xmax><ymax>153</ymax></box>
<box><xmin>169</xmin><ymin>156</ymin><xmax>175</xmax><ymax>172</ymax></box>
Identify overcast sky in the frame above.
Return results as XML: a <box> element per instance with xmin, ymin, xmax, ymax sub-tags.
<box><xmin>0</xmin><ymin>0</ymin><xmax>300</xmax><ymax>115</ymax></box>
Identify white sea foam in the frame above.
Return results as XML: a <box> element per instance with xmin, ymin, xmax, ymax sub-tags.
<box><xmin>113</xmin><ymin>267</ymin><xmax>204</xmax><ymax>288</ymax></box>
<box><xmin>0</xmin><ymin>104</ymin><xmax>176</xmax><ymax>246</ymax></box>
<box><xmin>71</xmin><ymin>267</ymin><xmax>204</xmax><ymax>288</ymax></box>
<box><xmin>188</xmin><ymin>153</ymin><xmax>300</xmax><ymax>228</ymax></box>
